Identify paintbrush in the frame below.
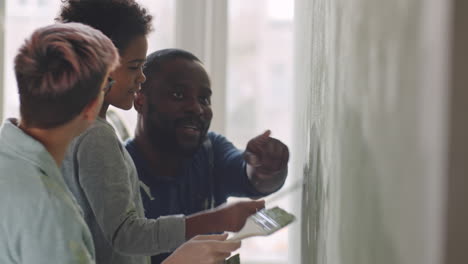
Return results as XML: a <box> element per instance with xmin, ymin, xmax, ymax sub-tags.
<box><xmin>228</xmin><ymin>206</ymin><xmax>295</xmax><ymax>241</ymax></box>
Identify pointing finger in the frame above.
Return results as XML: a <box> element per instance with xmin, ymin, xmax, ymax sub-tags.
<box><xmin>252</xmin><ymin>130</ymin><xmax>271</xmax><ymax>144</ymax></box>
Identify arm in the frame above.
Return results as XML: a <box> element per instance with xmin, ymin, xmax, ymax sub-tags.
<box><xmin>75</xmin><ymin>126</ymin><xmax>185</xmax><ymax>255</ymax></box>
<box><xmin>209</xmin><ymin>132</ymin><xmax>286</xmax><ymax>197</ymax></box>
<box><xmin>244</xmin><ymin>130</ymin><xmax>289</xmax><ymax>194</ymax></box>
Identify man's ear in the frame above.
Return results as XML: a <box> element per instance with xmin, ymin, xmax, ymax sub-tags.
<box><xmin>134</xmin><ymin>91</ymin><xmax>145</xmax><ymax>114</ymax></box>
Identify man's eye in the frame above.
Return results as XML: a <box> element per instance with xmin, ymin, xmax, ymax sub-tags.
<box><xmin>172</xmin><ymin>92</ymin><xmax>184</xmax><ymax>99</ymax></box>
<box><xmin>199</xmin><ymin>97</ymin><xmax>211</xmax><ymax>105</ymax></box>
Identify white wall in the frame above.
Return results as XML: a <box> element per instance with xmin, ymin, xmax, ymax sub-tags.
<box><xmin>294</xmin><ymin>0</ymin><xmax>452</xmax><ymax>263</ymax></box>
<box><xmin>0</xmin><ymin>0</ymin><xmax>4</xmax><ymax>121</ymax></box>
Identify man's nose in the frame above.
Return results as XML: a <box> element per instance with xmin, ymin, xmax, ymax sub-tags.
<box><xmin>184</xmin><ymin>97</ymin><xmax>203</xmax><ymax>115</ymax></box>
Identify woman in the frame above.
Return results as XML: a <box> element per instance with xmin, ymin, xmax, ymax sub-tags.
<box><xmin>57</xmin><ymin>1</ymin><xmax>262</xmax><ymax>264</ymax></box>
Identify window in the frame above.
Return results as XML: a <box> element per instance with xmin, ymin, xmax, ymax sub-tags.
<box><xmin>226</xmin><ymin>0</ymin><xmax>295</xmax><ymax>263</ymax></box>
<box><xmin>37</xmin><ymin>0</ymin><xmax>47</xmax><ymax>7</ymax></box>
<box><xmin>3</xmin><ymin>0</ymin><xmax>60</xmax><ymax>119</ymax></box>
<box><xmin>2</xmin><ymin>0</ymin><xmax>175</xmax><ymax>125</ymax></box>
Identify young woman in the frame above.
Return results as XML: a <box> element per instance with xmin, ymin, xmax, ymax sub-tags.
<box><xmin>57</xmin><ymin>1</ymin><xmax>263</xmax><ymax>264</ymax></box>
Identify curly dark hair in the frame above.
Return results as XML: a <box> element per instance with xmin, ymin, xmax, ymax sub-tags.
<box><xmin>57</xmin><ymin>0</ymin><xmax>153</xmax><ymax>54</ymax></box>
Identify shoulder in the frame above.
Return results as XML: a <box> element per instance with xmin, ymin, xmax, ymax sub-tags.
<box><xmin>123</xmin><ymin>138</ymin><xmax>143</xmax><ymax>166</ymax></box>
<box><xmin>0</xmin><ymin>167</ymin><xmax>67</xmax><ymax>218</ymax></box>
<box><xmin>0</xmin><ymin>150</ymin><xmax>33</xmax><ymax>176</ymax></box>
<box><xmin>73</xmin><ymin>119</ymin><xmax>121</xmax><ymax>152</ymax></box>
<box><xmin>206</xmin><ymin>132</ymin><xmax>240</xmax><ymax>153</ymax></box>
<box><xmin>0</xmin><ymin>158</ymin><xmax>43</xmax><ymax>199</ymax></box>
<box><xmin>1</xmin><ymin>178</ymin><xmax>88</xmax><ymax>251</ymax></box>
<box><xmin>82</xmin><ymin>119</ymin><xmax>118</xmax><ymax>141</ymax></box>
<box><xmin>124</xmin><ymin>138</ymin><xmax>137</xmax><ymax>154</ymax></box>
<box><xmin>207</xmin><ymin>131</ymin><xmax>231</xmax><ymax>146</ymax></box>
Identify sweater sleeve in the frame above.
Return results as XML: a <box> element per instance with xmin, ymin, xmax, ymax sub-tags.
<box><xmin>75</xmin><ymin>125</ymin><xmax>186</xmax><ymax>255</ymax></box>
<box><xmin>210</xmin><ymin>132</ymin><xmax>268</xmax><ymax>199</ymax></box>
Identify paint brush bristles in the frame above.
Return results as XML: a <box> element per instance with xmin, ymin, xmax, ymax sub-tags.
<box><xmin>228</xmin><ymin>206</ymin><xmax>295</xmax><ymax>241</ymax></box>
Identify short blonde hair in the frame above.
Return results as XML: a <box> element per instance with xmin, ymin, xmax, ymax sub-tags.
<box><xmin>15</xmin><ymin>22</ymin><xmax>119</xmax><ymax>128</ymax></box>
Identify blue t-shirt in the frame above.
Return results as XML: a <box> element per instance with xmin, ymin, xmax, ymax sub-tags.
<box><xmin>125</xmin><ymin>132</ymin><xmax>267</xmax><ymax>263</ymax></box>
<box><xmin>125</xmin><ymin>132</ymin><xmax>264</xmax><ymax>219</ymax></box>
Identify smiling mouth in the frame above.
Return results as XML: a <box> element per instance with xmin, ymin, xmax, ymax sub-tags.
<box><xmin>177</xmin><ymin>119</ymin><xmax>205</xmax><ymax>137</ymax></box>
<box><xmin>178</xmin><ymin>125</ymin><xmax>201</xmax><ymax>138</ymax></box>
<box><xmin>183</xmin><ymin>124</ymin><xmax>200</xmax><ymax>131</ymax></box>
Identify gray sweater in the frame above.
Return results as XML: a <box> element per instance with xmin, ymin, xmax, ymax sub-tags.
<box><xmin>62</xmin><ymin>117</ymin><xmax>185</xmax><ymax>264</ymax></box>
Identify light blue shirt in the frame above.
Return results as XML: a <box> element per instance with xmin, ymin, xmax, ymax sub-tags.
<box><xmin>0</xmin><ymin>119</ymin><xmax>95</xmax><ymax>264</ymax></box>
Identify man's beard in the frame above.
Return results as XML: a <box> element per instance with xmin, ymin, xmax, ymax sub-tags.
<box><xmin>146</xmin><ymin>116</ymin><xmax>210</xmax><ymax>157</ymax></box>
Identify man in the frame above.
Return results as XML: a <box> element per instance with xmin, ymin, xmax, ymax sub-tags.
<box><xmin>126</xmin><ymin>48</ymin><xmax>290</xmax><ymax>263</ymax></box>
<box><xmin>0</xmin><ymin>23</ymin><xmax>119</xmax><ymax>263</ymax></box>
